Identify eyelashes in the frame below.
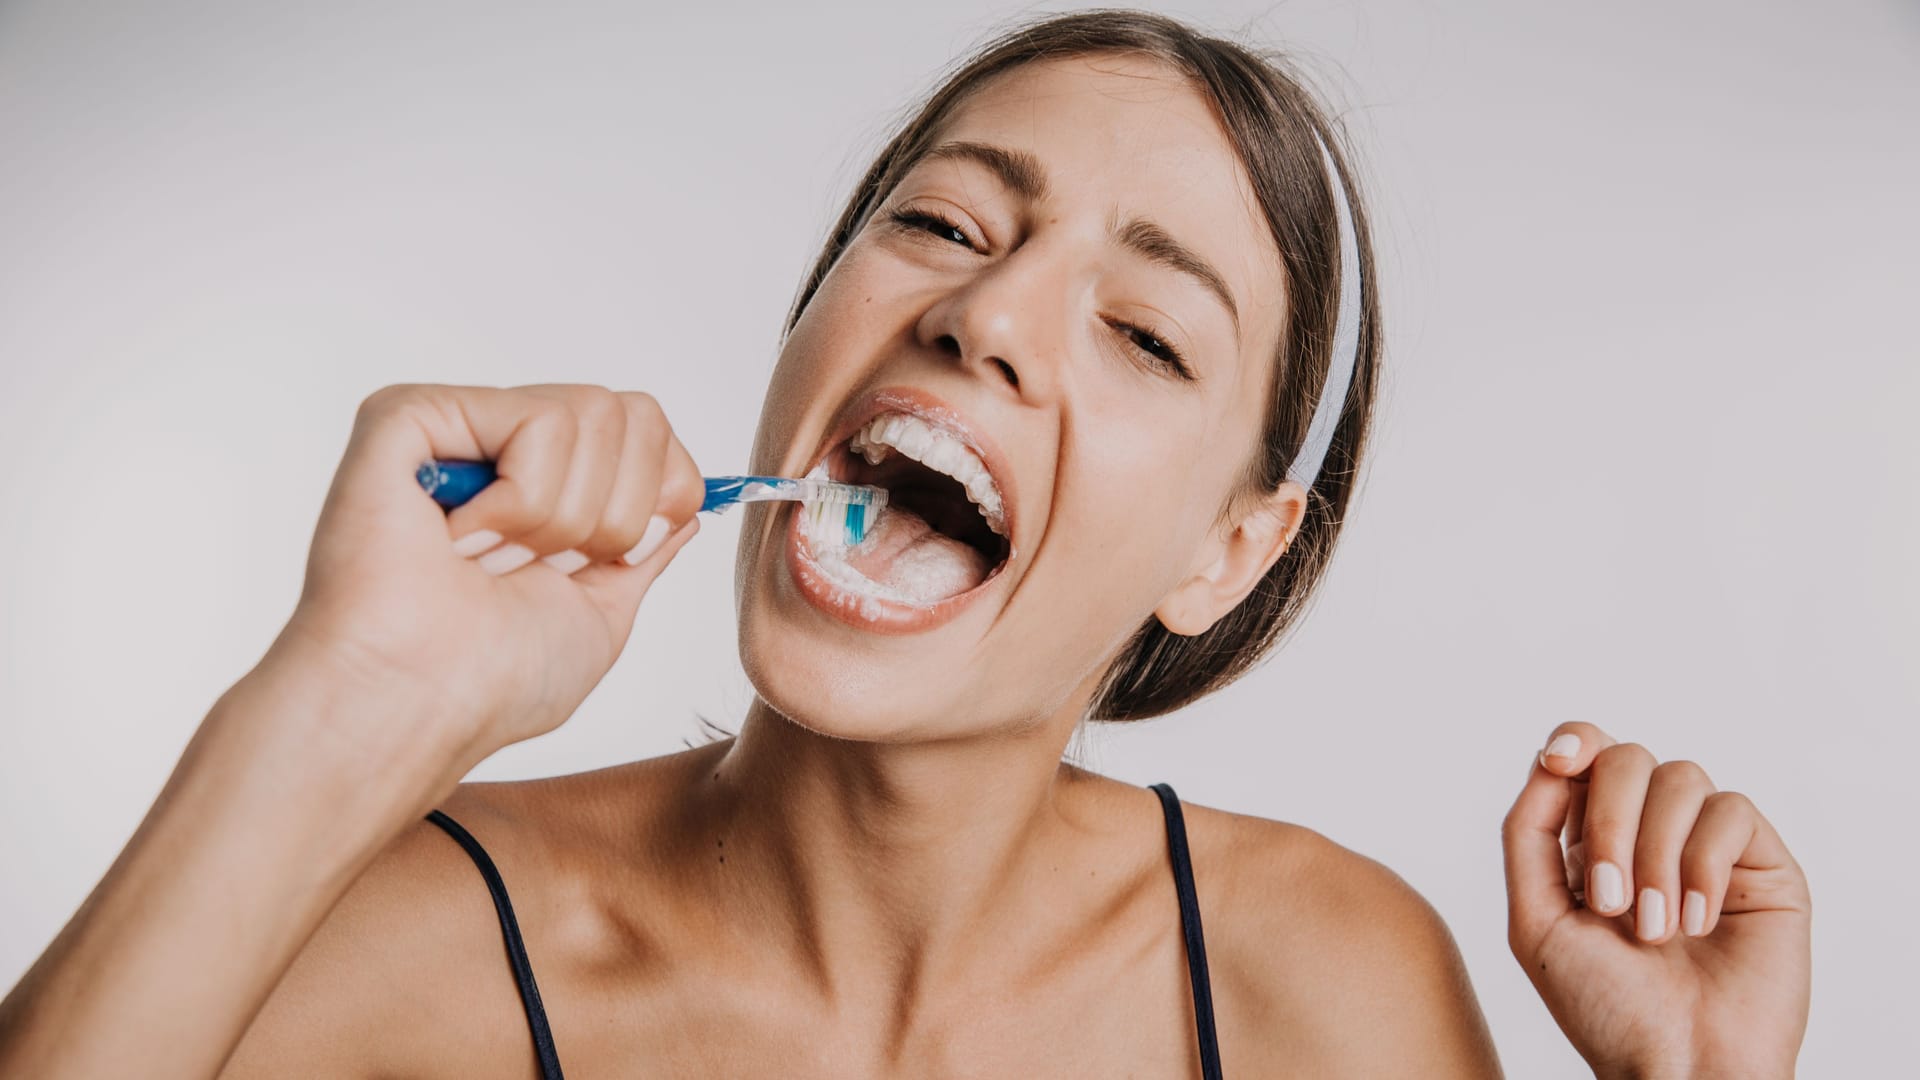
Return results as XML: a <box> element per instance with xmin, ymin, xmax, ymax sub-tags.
<box><xmin>888</xmin><ymin>207</ymin><xmax>975</xmax><ymax>248</ymax></box>
<box><xmin>1107</xmin><ymin>321</ymin><xmax>1195</xmax><ymax>382</ymax></box>
<box><xmin>884</xmin><ymin>206</ymin><xmax>1199</xmax><ymax>382</ymax></box>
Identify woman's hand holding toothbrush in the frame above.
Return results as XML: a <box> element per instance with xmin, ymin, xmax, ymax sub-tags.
<box><xmin>271</xmin><ymin>382</ymin><xmax>706</xmax><ymax>770</ymax></box>
<box><xmin>0</xmin><ymin>382</ymin><xmax>705</xmax><ymax>1080</ymax></box>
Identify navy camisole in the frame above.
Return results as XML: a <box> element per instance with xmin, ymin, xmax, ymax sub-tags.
<box><xmin>424</xmin><ymin>781</ymin><xmax>1223</xmax><ymax>1079</ymax></box>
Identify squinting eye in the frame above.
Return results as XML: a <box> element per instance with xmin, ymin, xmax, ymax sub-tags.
<box><xmin>1112</xmin><ymin>320</ymin><xmax>1197</xmax><ymax>382</ymax></box>
<box><xmin>887</xmin><ymin>207</ymin><xmax>975</xmax><ymax>249</ymax></box>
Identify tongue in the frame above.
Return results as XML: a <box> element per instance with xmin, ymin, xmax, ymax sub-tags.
<box><xmin>844</xmin><ymin>504</ymin><xmax>992</xmax><ymax>603</ymax></box>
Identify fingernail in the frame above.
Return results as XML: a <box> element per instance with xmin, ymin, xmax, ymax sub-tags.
<box><xmin>621</xmin><ymin>515</ymin><xmax>673</xmax><ymax>566</ymax></box>
<box><xmin>1591</xmin><ymin>860</ymin><xmax>1625</xmax><ymax>913</ymax></box>
<box><xmin>541</xmin><ymin>549</ymin><xmax>591</xmax><ymax>575</ymax></box>
<box><xmin>1682</xmin><ymin>889</ymin><xmax>1706</xmax><ymax>936</ymax></box>
<box><xmin>1637</xmin><ymin>887</ymin><xmax>1667</xmax><ymax>941</ymax></box>
<box><xmin>1539</xmin><ymin>732</ymin><xmax>1581</xmax><ymax>767</ymax></box>
<box><xmin>477</xmin><ymin>542</ymin><xmax>537</xmax><ymax>576</ymax></box>
<box><xmin>451</xmin><ymin>528</ymin><xmax>503</xmax><ymax>557</ymax></box>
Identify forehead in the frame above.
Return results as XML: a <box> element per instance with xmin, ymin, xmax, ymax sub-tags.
<box><xmin>927</xmin><ymin>52</ymin><xmax>1286</xmax><ymax>341</ymax></box>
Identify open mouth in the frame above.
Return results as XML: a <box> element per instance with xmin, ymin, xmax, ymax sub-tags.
<box><xmin>787</xmin><ymin>394</ymin><xmax>1017</xmax><ymax>623</ymax></box>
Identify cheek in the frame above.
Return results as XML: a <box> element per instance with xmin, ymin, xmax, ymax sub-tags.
<box><xmin>790</xmin><ymin>243</ymin><xmax>905</xmax><ymax>350</ymax></box>
<box><xmin>1072</xmin><ymin>402</ymin><xmax>1223</xmax><ymax>543</ymax></box>
<box><xmin>1031</xmin><ymin>433</ymin><xmax>1217</xmax><ymax>635</ymax></box>
<box><xmin>746</xmin><ymin>256</ymin><xmax>893</xmax><ymax>474</ymax></box>
<box><xmin>748</xmin><ymin>251</ymin><xmax>906</xmax><ymax>453</ymax></box>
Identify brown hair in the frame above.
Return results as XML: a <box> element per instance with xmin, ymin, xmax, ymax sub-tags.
<box><xmin>784</xmin><ymin>8</ymin><xmax>1381</xmax><ymax>723</ymax></box>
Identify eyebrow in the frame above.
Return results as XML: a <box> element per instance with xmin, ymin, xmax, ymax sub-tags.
<box><xmin>922</xmin><ymin>140</ymin><xmax>1050</xmax><ymax>203</ymax></box>
<box><xmin>1109</xmin><ymin>214</ymin><xmax>1241</xmax><ymax>335</ymax></box>
<box><xmin>917</xmin><ymin>139</ymin><xmax>1241</xmax><ymax>336</ymax></box>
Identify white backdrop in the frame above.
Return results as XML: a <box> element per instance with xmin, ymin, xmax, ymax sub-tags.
<box><xmin>2</xmin><ymin>1</ymin><xmax>1914</xmax><ymax>1074</ymax></box>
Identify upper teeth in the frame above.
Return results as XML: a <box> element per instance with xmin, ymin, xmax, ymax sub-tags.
<box><xmin>850</xmin><ymin>412</ymin><xmax>1006</xmax><ymax>536</ymax></box>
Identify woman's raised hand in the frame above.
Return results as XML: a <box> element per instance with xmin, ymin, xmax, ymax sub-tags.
<box><xmin>1502</xmin><ymin>722</ymin><xmax>1812</xmax><ymax>1079</ymax></box>
<box><xmin>269</xmin><ymin>383</ymin><xmax>705</xmax><ymax>765</ymax></box>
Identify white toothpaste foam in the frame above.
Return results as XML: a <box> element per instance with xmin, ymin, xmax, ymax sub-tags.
<box><xmin>803</xmin><ymin>517</ymin><xmax>959</xmax><ymax>608</ymax></box>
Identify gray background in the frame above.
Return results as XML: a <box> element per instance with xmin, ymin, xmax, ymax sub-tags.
<box><xmin>2</xmin><ymin>0</ymin><xmax>1914</xmax><ymax>1073</ymax></box>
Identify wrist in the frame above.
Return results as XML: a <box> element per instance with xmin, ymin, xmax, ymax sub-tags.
<box><xmin>239</xmin><ymin>627</ymin><xmax>485</xmax><ymax>777</ymax></box>
<box><xmin>209</xmin><ymin>652</ymin><xmax>478</xmax><ymax>833</ymax></box>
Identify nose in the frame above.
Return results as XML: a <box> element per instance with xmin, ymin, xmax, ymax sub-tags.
<box><xmin>912</xmin><ymin>244</ymin><xmax>1070</xmax><ymax>402</ymax></box>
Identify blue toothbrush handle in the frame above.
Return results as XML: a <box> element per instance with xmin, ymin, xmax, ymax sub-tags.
<box><xmin>416</xmin><ymin>460</ymin><xmax>769</xmax><ymax>514</ymax></box>
<box><xmin>415</xmin><ymin>460</ymin><xmax>497</xmax><ymax>510</ymax></box>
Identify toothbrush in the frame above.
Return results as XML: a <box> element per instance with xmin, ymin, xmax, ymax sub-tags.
<box><xmin>414</xmin><ymin>459</ymin><xmax>888</xmax><ymax>545</ymax></box>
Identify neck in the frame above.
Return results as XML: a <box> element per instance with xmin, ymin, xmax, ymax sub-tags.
<box><xmin>693</xmin><ymin>694</ymin><xmax>1091</xmax><ymax>1009</ymax></box>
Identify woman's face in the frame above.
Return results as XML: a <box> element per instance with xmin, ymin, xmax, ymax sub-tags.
<box><xmin>735</xmin><ymin>53</ymin><xmax>1295</xmax><ymax>741</ymax></box>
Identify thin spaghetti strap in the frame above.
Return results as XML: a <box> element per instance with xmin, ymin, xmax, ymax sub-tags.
<box><xmin>1149</xmin><ymin>783</ymin><xmax>1225</xmax><ymax>1080</ymax></box>
<box><xmin>425</xmin><ymin>809</ymin><xmax>567</xmax><ymax>1080</ymax></box>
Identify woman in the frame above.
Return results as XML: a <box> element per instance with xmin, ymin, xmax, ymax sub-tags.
<box><xmin>0</xmin><ymin>10</ymin><xmax>1810</xmax><ymax>1077</ymax></box>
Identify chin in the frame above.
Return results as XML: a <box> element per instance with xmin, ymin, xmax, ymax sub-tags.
<box><xmin>732</xmin><ymin>502</ymin><xmax>1042</xmax><ymax>744</ymax></box>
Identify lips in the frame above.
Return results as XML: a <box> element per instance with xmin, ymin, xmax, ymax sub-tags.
<box><xmin>781</xmin><ymin>384</ymin><xmax>1022</xmax><ymax>634</ymax></box>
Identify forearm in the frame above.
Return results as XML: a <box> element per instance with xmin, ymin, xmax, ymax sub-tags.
<box><xmin>0</xmin><ymin>661</ymin><xmax>466</xmax><ymax>1079</ymax></box>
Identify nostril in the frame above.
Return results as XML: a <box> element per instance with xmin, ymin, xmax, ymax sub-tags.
<box><xmin>937</xmin><ymin>330</ymin><xmax>1018</xmax><ymax>388</ymax></box>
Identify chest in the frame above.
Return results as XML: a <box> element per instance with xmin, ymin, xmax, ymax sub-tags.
<box><xmin>557</xmin><ymin>972</ymin><xmax>1202</xmax><ymax>1078</ymax></box>
<box><xmin>425</xmin><ymin>921</ymin><xmax>1219</xmax><ymax>1080</ymax></box>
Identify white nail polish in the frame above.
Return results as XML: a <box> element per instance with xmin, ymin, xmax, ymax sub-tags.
<box><xmin>621</xmin><ymin>515</ymin><xmax>673</xmax><ymax>566</ymax></box>
<box><xmin>1637</xmin><ymin>887</ymin><xmax>1666</xmax><ymax>941</ymax></box>
<box><xmin>1682</xmin><ymin>889</ymin><xmax>1706</xmax><ymax>936</ymax></box>
<box><xmin>477</xmin><ymin>542</ymin><xmax>536</xmax><ymax>576</ymax></box>
<box><xmin>1540</xmin><ymin>733</ymin><xmax>1581</xmax><ymax>764</ymax></box>
<box><xmin>1591</xmin><ymin>860</ymin><xmax>1624</xmax><ymax>913</ymax></box>
<box><xmin>451</xmin><ymin>528</ymin><xmax>503</xmax><ymax>557</ymax></box>
<box><xmin>541</xmin><ymin>549</ymin><xmax>591</xmax><ymax>574</ymax></box>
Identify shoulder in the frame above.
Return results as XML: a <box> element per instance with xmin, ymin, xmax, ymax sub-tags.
<box><xmin>1177</xmin><ymin>800</ymin><xmax>1503</xmax><ymax>1078</ymax></box>
<box><xmin>221</xmin><ymin>758</ymin><xmax>679</xmax><ymax>1079</ymax></box>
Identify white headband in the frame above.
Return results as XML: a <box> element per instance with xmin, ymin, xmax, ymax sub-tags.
<box><xmin>1283</xmin><ymin>131</ymin><xmax>1362</xmax><ymax>492</ymax></box>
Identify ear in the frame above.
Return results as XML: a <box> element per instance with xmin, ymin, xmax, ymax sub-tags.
<box><xmin>1154</xmin><ymin>481</ymin><xmax>1309</xmax><ymax>637</ymax></box>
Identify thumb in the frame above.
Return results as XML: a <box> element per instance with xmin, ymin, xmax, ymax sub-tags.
<box><xmin>571</xmin><ymin>515</ymin><xmax>702</xmax><ymax>628</ymax></box>
<box><xmin>1501</xmin><ymin>751</ymin><xmax>1577</xmax><ymax>954</ymax></box>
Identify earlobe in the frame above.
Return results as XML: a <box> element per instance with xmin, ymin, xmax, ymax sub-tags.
<box><xmin>1153</xmin><ymin>482</ymin><xmax>1309</xmax><ymax>637</ymax></box>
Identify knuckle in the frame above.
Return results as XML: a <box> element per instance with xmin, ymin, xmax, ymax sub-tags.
<box><xmin>1633</xmin><ymin>838</ymin><xmax>1678</xmax><ymax>875</ymax></box>
<box><xmin>1677</xmin><ymin>843</ymin><xmax>1721</xmax><ymax>882</ymax></box>
<box><xmin>1653</xmin><ymin>759</ymin><xmax>1713</xmax><ymax>789</ymax></box>
<box><xmin>1581</xmin><ymin>813</ymin><xmax>1629</xmax><ymax>848</ymax></box>
<box><xmin>528</xmin><ymin>395</ymin><xmax>577</xmax><ymax>432</ymax></box>
<box><xmin>541</xmin><ymin>508</ymin><xmax>600</xmax><ymax>550</ymax></box>
<box><xmin>622</xmin><ymin>390</ymin><xmax>665</xmax><ymax>426</ymax></box>
<box><xmin>1704</xmin><ymin>789</ymin><xmax>1753</xmax><ymax>816</ymax></box>
<box><xmin>356</xmin><ymin>383</ymin><xmax>418</xmax><ymax>420</ymax></box>
<box><xmin>1598</xmin><ymin>742</ymin><xmax>1655</xmax><ymax>770</ymax></box>
<box><xmin>617</xmin><ymin>393</ymin><xmax>672</xmax><ymax>456</ymax></box>
<box><xmin>489</xmin><ymin>484</ymin><xmax>548</xmax><ymax>534</ymax></box>
<box><xmin>574</xmin><ymin>384</ymin><xmax>625</xmax><ymax>428</ymax></box>
<box><xmin>661</xmin><ymin>476</ymin><xmax>703</xmax><ymax>523</ymax></box>
<box><xmin>1498</xmin><ymin>808</ymin><xmax>1524</xmax><ymax>842</ymax></box>
<box><xmin>1582</xmin><ymin>810</ymin><xmax>1628</xmax><ymax>853</ymax></box>
<box><xmin>625</xmin><ymin>395</ymin><xmax>672</xmax><ymax>453</ymax></box>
